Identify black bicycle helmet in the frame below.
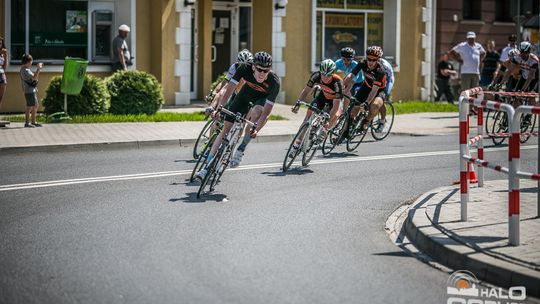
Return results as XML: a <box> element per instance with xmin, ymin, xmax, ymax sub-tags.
<box><xmin>253</xmin><ymin>51</ymin><xmax>272</xmax><ymax>68</ymax></box>
<box><xmin>366</xmin><ymin>46</ymin><xmax>383</xmax><ymax>58</ymax></box>
<box><xmin>340</xmin><ymin>47</ymin><xmax>355</xmax><ymax>59</ymax></box>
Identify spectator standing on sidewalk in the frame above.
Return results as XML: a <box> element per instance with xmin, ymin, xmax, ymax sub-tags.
<box><xmin>434</xmin><ymin>52</ymin><xmax>456</xmax><ymax>103</ymax></box>
<box><xmin>112</xmin><ymin>24</ymin><xmax>131</xmax><ymax>72</ymax></box>
<box><xmin>0</xmin><ymin>36</ymin><xmax>8</xmax><ymax>110</ymax></box>
<box><xmin>20</xmin><ymin>54</ymin><xmax>43</xmax><ymax>128</ymax></box>
<box><xmin>480</xmin><ymin>39</ymin><xmax>500</xmax><ymax>88</ymax></box>
<box><xmin>449</xmin><ymin>32</ymin><xmax>486</xmax><ymax>92</ymax></box>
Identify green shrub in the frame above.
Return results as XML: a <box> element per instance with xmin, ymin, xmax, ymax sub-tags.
<box><xmin>107</xmin><ymin>70</ymin><xmax>164</xmax><ymax>115</ymax></box>
<box><xmin>210</xmin><ymin>72</ymin><xmax>227</xmax><ymax>91</ymax></box>
<box><xmin>42</xmin><ymin>75</ymin><xmax>110</xmax><ymax>115</ymax></box>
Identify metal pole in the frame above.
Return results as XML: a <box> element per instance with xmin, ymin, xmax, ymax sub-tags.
<box><xmin>64</xmin><ymin>93</ymin><xmax>68</xmax><ymax>115</ymax></box>
<box><xmin>538</xmin><ymin>109</ymin><xmax>539</xmax><ymax>217</ymax></box>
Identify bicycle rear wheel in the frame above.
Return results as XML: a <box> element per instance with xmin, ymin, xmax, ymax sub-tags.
<box><xmin>490</xmin><ymin>111</ymin><xmax>508</xmax><ymax>146</ymax></box>
<box><xmin>283</xmin><ymin>123</ymin><xmax>309</xmax><ymax>171</ymax></box>
<box><xmin>322</xmin><ymin>115</ymin><xmax>345</xmax><ymax>155</ymax></box>
<box><xmin>346</xmin><ymin>114</ymin><xmax>368</xmax><ymax>152</ymax></box>
<box><xmin>193</xmin><ymin>119</ymin><xmax>216</xmax><ymax>159</ymax></box>
<box><xmin>371</xmin><ymin>101</ymin><xmax>395</xmax><ymax>140</ymax></box>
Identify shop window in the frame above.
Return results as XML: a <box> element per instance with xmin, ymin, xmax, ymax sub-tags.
<box><xmin>312</xmin><ymin>0</ymin><xmax>386</xmax><ymax>70</ymax></box>
<box><xmin>11</xmin><ymin>0</ymin><xmax>88</xmax><ymax>62</ymax></box>
<box><xmin>463</xmin><ymin>0</ymin><xmax>481</xmax><ymax>20</ymax></box>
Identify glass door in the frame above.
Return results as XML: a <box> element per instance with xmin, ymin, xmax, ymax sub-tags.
<box><xmin>211</xmin><ymin>6</ymin><xmax>233</xmax><ymax>81</ymax></box>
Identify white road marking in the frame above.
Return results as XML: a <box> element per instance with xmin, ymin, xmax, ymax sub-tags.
<box><xmin>0</xmin><ymin>145</ymin><xmax>536</xmax><ymax>192</ymax></box>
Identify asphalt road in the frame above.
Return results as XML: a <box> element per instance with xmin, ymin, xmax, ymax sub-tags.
<box><xmin>1</xmin><ymin>134</ymin><xmax>538</xmax><ymax>304</ymax></box>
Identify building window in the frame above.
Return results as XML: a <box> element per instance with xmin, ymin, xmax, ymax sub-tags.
<box><xmin>495</xmin><ymin>0</ymin><xmax>539</xmax><ymax>23</ymax></box>
<box><xmin>11</xmin><ymin>0</ymin><xmax>88</xmax><ymax>62</ymax></box>
<box><xmin>463</xmin><ymin>0</ymin><xmax>481</xmax><ymax>20</ymax></box>
<box><xmin>312</xmin><ymin>0</ymin><xmax>384</xmax><ymax>70</ymax></box>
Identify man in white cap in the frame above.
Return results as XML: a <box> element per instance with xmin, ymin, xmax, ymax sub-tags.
<box><xmin>449</xmin><ymin>31</ymin><xmax>486</xmax><ymax>92</ymax></box>
<box><xmin>112</xmin><ymin>24</ymin><xmax>131</xmax><ymax>72</ymax></box>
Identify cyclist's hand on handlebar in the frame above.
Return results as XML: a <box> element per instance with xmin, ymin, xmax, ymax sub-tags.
<box><xmin>292</xmin><ymin>100</ymin><xmax>301</xmax><ymax>113</ymax></box>
<box><xmin>250</xmin><ymin>125</ymin><xmax>259</xmax><ymax>138</ymax></box>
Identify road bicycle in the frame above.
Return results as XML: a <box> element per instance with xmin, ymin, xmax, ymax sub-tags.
<box><xmin>282</xmin><ymin>101</ymin><xmax>330</xmax><ymax>171</ymax></box>
<box><xmin>196</xmin><ymin>107</ymin><xmax>256</xmax><ymax>198</ymax></box>
<box><xmin>322</xmin><ymin>95</ymin><xmax>395</xmax><ymax>154</ymax></box>
<box><xmin>489</xmin><ymin>95</ymin><xmax>537</xmax><ymax>146</ymax></box>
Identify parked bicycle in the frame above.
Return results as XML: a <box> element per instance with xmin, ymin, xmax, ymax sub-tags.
<box><xmin>196</xmin><ymin>107</ymin><xmax>256</xmax><ymax>198</ymax></box>
<box><xmin>282</xmin><ymin>101</ymin><xmax>330</xmax><ymax>171</ymax></box>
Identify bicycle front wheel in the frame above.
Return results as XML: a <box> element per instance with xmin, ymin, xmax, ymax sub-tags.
<box><xmin>346</xmin><ymin>114</ymin><xmax>368</xmax><ymax>152</ymax></box>
<box><xmin>322</xmin><ymin>115</ymin><xmax>346</xmax><ymax>155</ymax></box>
<box><xmin>371</xmin><ymin>101</ymin><xmax>395</xmax><ymax>141</ymax></box>
<box><xmin>302</xmin><ymin>126</ymin><xmax>322</xmax><ymax>167</ymax></box>
<box><xmin>197</xmin><ymin>144</ymin><xmax>225</xmax><ymax>198</ymax></box>
<box><xmin>490</xmin><ymin>111</ymin><xmax>508</xmax><ymax>146</ymax></box>
<box><xmin>193</xmin><ymin>119</ymin><xmax>215</xmax><ymax>159</ymax></box>
<box><xmin>283</xmin><ymin>122</ymin><xmax>309</xmax><ymax>171</ymax></box>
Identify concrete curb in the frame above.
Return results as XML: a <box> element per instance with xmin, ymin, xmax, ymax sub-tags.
<box><xmin>0</xmin><ymin>130</ymin><xmax>445</xmax><ymax>153</ymax></box>
<box><xmin>403</xmin><ymin>186</ymin><xmax>540</xmax><ymax>298</ymax></box>
<box><xmin>0</xmin><ymin>133</ymin><xmax>296</xmax><ymax>153</ymax></box>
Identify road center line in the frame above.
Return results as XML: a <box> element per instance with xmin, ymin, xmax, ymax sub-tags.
<box><xmin>0</xmin><ymin>145</ymin><xmax>536</xmax><ymax>192</ymax></box>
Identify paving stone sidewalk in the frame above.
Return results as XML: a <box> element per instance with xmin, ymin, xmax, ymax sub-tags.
<box><xmin>403</xmin><ymin>179</ymin><xmax>540</xmax><ymax>298</ymax></box>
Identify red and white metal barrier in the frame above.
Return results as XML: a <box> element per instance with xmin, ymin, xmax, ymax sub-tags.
<box><xmin>459</xmin><ymin>87</ymin><xmax>540</xmax><ymax>246</ymax></box>
<box><xmin>509</xmin><ymin>105</ymin><xmax>540</xmax><ymax>245</ymax></box>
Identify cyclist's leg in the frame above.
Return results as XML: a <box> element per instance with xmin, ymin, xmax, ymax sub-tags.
<box><xmin>367</xmin><ymin>93</ymin><xmax>385</xmax><ymax>123</ymax></box>
<box><xmin>237</xmin><ymin>98</ymin><xmax>265</xmax><ymax>153</ymax></box>
<box><xmin>351</xmin><ymin>84</ymin><xmax>370</xmax><ymax>119</ymax></box>
<box><xmin>327</xmin><ymin>99</ymin><xmax>340</xmax><ymax>129</ymax></box>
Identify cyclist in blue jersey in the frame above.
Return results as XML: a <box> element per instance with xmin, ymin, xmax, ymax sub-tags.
<box><xmin>335</xmin><ymin>47</ymin><xmax>363</xmax><ymax>111</ymax></box>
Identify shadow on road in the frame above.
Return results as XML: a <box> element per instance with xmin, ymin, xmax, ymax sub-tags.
<box><xmin>262</xmin><ymin>168</ymin><xmax>314</xmax><ymax>177</ymax></box>
<box><xmin>372</xmin><ymin>251</ymin><xmax>411</xmax><ymax>258</ymax></box>
<box><xmin>170</xmin><ymin>192</ymin><xmax>228</xmax><ymax>203</ymax></box>
<box><xmin>175</xmin><ymin>159</ymin><xmax>197</xmax><ymax>164</ymax></box>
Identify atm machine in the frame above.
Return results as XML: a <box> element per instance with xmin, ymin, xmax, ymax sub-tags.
<box><xmin>92</xmin><ymin>10</ymin><xmax>113</xmax><ymax>62</ymax></box>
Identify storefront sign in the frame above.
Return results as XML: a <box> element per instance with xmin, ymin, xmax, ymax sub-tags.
<box><xmin>324</xmin><ymin>13</ymin><xmax>364</xmax><ymax>59</ymax></box>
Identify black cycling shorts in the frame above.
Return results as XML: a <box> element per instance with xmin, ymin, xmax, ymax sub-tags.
<box><xmin>310</xmin><ymin>94</ymin><xmax>334</xmax><ymax>113</ymax></box>
<box><xmin>354</xmin><ymin>84</ymin><xmax>386</xmax><ymax>104</ymax></box>
<box><xmin>223</xmin><ymin>94</ymin><xmax>266</xmax><ymax>123</ymax></box>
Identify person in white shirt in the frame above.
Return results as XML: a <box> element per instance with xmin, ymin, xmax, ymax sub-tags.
<box><xmin>449</xmin><ymin>31</ymin><xmax>486</xmax><ymax>92</ymax></box>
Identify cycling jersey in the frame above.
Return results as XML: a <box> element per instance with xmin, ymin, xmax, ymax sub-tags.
<box><xmin>510</xmin><ymin>52</ymin><xmax>539</xmax><ymax>80</ymax></box>
<box><xmin>225</xmin><ymin>62</ymin><xmax>240</xmax><ymax>80</ymax></box>
<box><xmin>335</xmin><ymin>59</ymin><xmax>364</xmax><ymax>84</ymax></box>
<box><xmin>224</xmin><ymin>62</ymin><xmax>280</xmax><ymax>123</ymax></box>
<box><xmin>306</xmin><ymin>71</ymin><xmax>344</xmax><ymax>100</ymax></box>
<box><xmin>351</xmin><ymin>59</ymin><xmax>387</xmax><ymax>89</ymax></box>
<box><xmin>500</xmin><ymin>45</ymin><xmax>516</xmax><ymax>63</ymax></box>
<box><xmin>231</xmin><ymin>62</ymin><xmax>280</xmax><ymax>105</ymax></box>
<box><xmin>379</xmin><ymin>58</ymin><xmax>394</xmax><ymax>95</ymax></box>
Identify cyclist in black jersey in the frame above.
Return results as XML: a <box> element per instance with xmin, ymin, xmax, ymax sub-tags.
<box><xmin>289</xmin><ymin>59</ymin><xmax>343</xmax><ymax>152</ymax></box>
<box><xmin>344</xmin><ymin>46</ymin><xmax>387</xmax><ymax>132</ymax></box>
<box><xmin>195</xmin><ymin>52</ymin><xmax>280</xmax><ymax>180</ymax></box>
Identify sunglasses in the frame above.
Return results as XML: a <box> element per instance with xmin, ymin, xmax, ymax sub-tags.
<box><xmin>367</xmin><ymin>58</ymin><xmax>378</xmax><ymax>62</ymax></box>
<box><xmin>255</xmin><ymin>66</ymin><xmax>270</xmax><ymax>73</ymax></box>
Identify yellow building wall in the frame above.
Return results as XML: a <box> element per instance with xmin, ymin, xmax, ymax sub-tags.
<box><xmin>282</xmin><ymin>0</ymin><xmax>312</xmax><ymax>105</ymax></box>
<box><xmin>136</xmin><ymin>0</ymin><xmax>152</xmax><ymax>73</ymax></box>
<box><xmin>197</xmin><ymin>0</ymin><xmax>212</xmax><ymax>98</ymax></box>
<box><xmin>252</xmin><ymin>0</ymin><xmax>273</xmax><ymax>53</ymax></box>
<box><xmin>392</xmin><ymin>0</ymin><xmax>423</xmax><ymax>101</ymax></box>
<box><xmin>159</xmin><ymin>0</ymin><xmax>179</xmax><ymax>105</ymax></box>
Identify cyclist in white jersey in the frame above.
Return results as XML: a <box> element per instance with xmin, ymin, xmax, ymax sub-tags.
<box><xmin>501</xmin><ymin>41</ymin><xmax>538</xmax><ymax>92</ymax></box>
